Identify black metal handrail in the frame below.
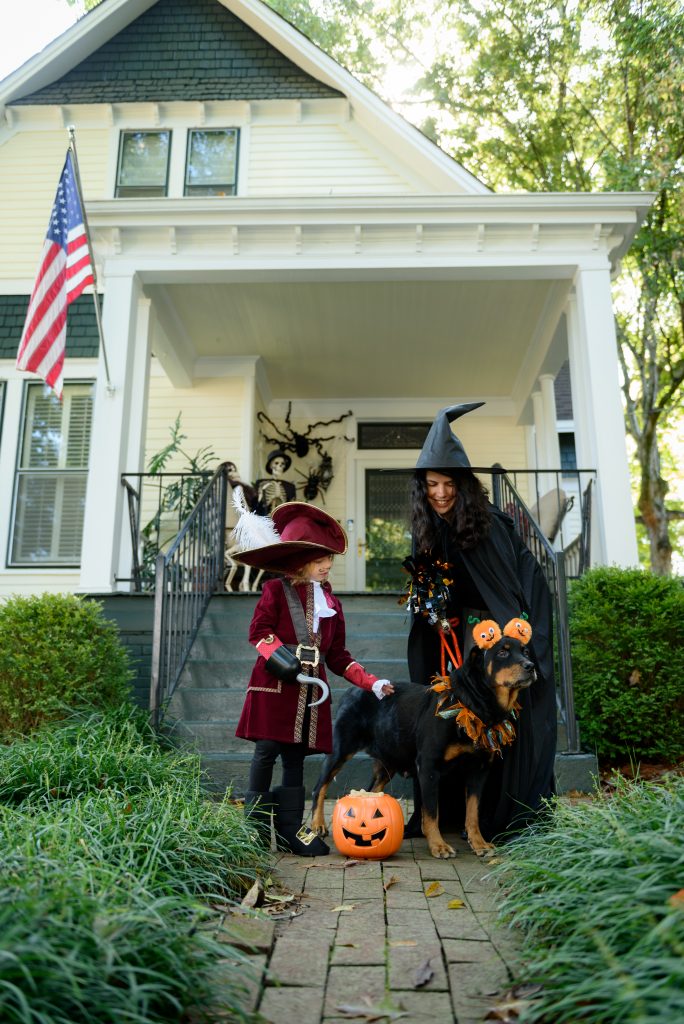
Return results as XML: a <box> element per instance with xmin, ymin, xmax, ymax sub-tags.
<box><xmin>149</xmin><ymin>464</ymin><xmax>229</xmax><ymax>727</ymax></box>
<box><xmin>120</xmin><ymin>471</ymin><xmax>214</xmax><ymax>591</ymax></box>
<box><xmin>489</xmin><ymin>467</ymin><xmax>580</xmax><ymax>753</ymax></box>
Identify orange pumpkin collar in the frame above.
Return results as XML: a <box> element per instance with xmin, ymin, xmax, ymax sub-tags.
<box><xmin>429</xmin><ymin>674</ymin><xmax>521</xmax><ymax>756</ymax></box>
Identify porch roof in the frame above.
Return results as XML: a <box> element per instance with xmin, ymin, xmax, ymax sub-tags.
<box><xmin>87</xmin><ymin>190</ymin><xmax>654</xmax><ymax>418</ymax></box>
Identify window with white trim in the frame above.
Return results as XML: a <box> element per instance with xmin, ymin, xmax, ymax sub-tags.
<box><xmin>10</xmin><ymin>382</ymin><xmax>94</xmax><ymax>566</ymax></box>
<box><xmin>184</xmin><ymin>128</ymin><xmax>239</xmax><ymax>196</ymax></box>
<box><xmin>116</xmin><ymin>130</ymin><xmax>171</xmax><ymax>197</ymax></box>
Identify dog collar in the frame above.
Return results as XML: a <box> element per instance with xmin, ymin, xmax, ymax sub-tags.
<box><xmin>434</xmin><ymin>690</ymin><xmax>521</xmax><ymax>756</ymax></box>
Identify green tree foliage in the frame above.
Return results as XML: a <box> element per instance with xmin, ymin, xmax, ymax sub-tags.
<box><xmin>568</xmin><ymin>567</ymin><xmax>684</xmax><ymax>763</ymax></box>
<box><xmin>268</xmin><ymin>0</ymin><xmax>684</xmax><ymax>574</ymax></box>
<box><xmin>0</xmin><ymin>594</ymin><xmax>133</xmax><ymax>739</ymax></box>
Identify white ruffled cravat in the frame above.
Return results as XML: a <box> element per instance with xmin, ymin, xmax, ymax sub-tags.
<box><xmin>312</xmin><ymin>580</ymin><xmax>336</xmax><ymax>632</ymax></box>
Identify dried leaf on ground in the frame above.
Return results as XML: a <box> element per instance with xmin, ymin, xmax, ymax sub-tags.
<box><xmin>343</xmin><ymin>859</ymin><xmax>364</xmax><ymax>868</ymax></box>
<box><xmin>413</xmin><ymin>957</ymin><xmax>434</xmax><ymax>988</ymax></box>
<box><xmin>424</xmin><ymin>881</ymin><xmax>444</xmax><ymax>898</ymax></box>
<box><xmin>335</xmin><ymin>993</ymin><xmax>408</xmax><ymax>1021</ymax></box>
<box><xmin>331</xmin><ymin>904</ymin><xmax>356</xmax><ymax>912</ymax></box>
<box><xmin>389</xmin><ymin>940</ymin><xmax>417</xmax><ymax>947</ymax></box>
<box><xmin>485</xmin><ymin>984</ymin><xmax>544</xmax><ymax>1021</ymax></box>
<box><xmin>447</xmin><ymin>898</ymin><xmax>465</xmax><ymax>909</ymax></box>
<box><xmin>241</xmin><ymin>879</ymin><xmax>264</xmax><ymax>909</ymax></box>
<box><xmin>383</xmin><ymin>875</ymin><xmax>399</xmax><ymax>891</ymax></box>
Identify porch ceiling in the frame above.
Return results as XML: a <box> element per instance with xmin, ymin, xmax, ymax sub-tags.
<box><xmin>152</xmin><ymin>276</ymin><xmax>570</xmax><ymax>401</ymax></box>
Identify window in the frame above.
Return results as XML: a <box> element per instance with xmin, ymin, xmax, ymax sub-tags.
<box><xmin>559</xmin><ymin>432</ymin><xmax>577</xmax><ymax>472</ymax></box>
<box><xmin>116</xmin><ymin>131</ymin><xmax>171</xmax><ymax>197</ymax></box>
<box><xmin>357</xmin><ymin>422</ymin><xmax>432</xmax><ymax>450</ymax></box>
<box><xmin>10</xmin><ymin>383</ymin><xmax>94</xmax><ymax>566</ymax></box>
<box><xmin>185</xmin><ymin>129</ymin><xmax>239</xmax><ymax>196</ymax></box>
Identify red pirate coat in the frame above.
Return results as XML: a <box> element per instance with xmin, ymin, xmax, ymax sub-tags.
<box><xmin>235</xmin><ymin>578</ymin><xmax>359</xmax><ymax>752</ymax></box>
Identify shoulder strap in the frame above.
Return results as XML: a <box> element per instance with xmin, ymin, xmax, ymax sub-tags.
<box><xmin>282</xmin><ymin>580</ymin><xmax>312</xmax><ymax>644</ymax></box>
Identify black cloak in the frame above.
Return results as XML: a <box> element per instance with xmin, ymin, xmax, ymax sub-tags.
<box><xmin>407</xmin><ymin>504</ymin><xmax>557</xmax><ymax>841</ymax></box>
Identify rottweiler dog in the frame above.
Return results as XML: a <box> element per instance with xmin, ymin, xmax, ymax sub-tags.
<box><xmin>311</xmin><ymin>618</ymin><xmax>536</xmax><ymax>859</ymax></box>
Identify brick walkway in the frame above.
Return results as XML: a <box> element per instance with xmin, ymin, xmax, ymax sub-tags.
<box><xmin>226</xmin><ymin>813</ymin><xmax>521</xmax><ymax>1024</ymax></box>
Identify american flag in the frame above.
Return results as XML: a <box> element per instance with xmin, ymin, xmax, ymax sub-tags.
<box><xmin>16</xmin><ymin>150</ymin><xmax>94</xmax><ymax>399</ymax></box>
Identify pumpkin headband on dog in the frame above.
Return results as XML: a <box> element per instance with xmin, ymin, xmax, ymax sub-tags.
<box><xmin>470</xmin><ymin>614</ymin><xmax>533</xmax><ymax>649</ymax></box>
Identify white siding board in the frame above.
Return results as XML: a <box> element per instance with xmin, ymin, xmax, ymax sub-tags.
<box><xmin>0</xmin><ymin>130</ymin><xmax>110</xmax><ymax>279</ymax></box>
<box><xmin>247</xmin><ymin>124</ymin><xmax>415</xmax><ymax>196</ymax></box>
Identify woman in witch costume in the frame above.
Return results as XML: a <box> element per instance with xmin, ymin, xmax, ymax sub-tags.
<box><xmin>404</xmin><ymin>403</ymin><xmax>557</xmax><ymax>841</ymax></box>
<box><xmin>232</xmin><ymin>501</ymin><xmax>394</xmax><ymax>856</ymax></box>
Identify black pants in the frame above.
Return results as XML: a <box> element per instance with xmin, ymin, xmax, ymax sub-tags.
<box><xmin>248</xmin><ymin>739</ymin><xmax>308</xmax><ymax>791</ymax></box>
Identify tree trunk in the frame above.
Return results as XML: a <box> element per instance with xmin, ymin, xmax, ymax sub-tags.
<box><xmin>637</xmin><ymin>426</ymin><xmax>672</xmax><ymax>576</ymax></box>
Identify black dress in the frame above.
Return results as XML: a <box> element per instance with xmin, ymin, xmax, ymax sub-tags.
<box><xmin>407</xmin><ymin>505</ymin><xmax>557</xmax><ymax>841</ymax></box>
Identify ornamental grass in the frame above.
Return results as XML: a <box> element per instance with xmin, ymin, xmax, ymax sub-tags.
<box><xmin>495</xmin><ymin>775</ymin><xmax>684</xmax><ymax>1024</ymax></box>
<box><xmin>0</xmin><ymin>708</ymin><xmax>272</xmax><ymax>1023</ymax></box>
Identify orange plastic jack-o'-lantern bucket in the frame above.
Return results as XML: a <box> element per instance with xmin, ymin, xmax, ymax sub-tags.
<box><xmin>331</xmin><ymin>790</ymin><xmax>404</xmax><ymax>859</ymax></box>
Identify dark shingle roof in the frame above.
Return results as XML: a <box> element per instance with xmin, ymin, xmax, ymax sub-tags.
<box><xmin>554</xmin><ymin>361</ymin><xmax>573</xmax><ymax>419</ymax></box>
<box><xmin>11</xmin><ymin>0</ymin><xmax>342</xmax><ymax>105</ymax></box>
<box><xmin>0</xmin><ymin>295</ymin><xmax>99</xmax><ymax>359</ymax></box>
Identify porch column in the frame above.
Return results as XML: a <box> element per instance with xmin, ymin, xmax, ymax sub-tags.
<box><xmin>539</xmin><ymin>373</ymin><xmax>561</xmax><ymax>470</ymax></box>
<box><xmin>531</xmin><ymin>390</ymin><xmax>546</xmax><ymax>465</ymax></box>
<box><xmin>568</xmin><ymin>266</ymin><xmax>638</xmax><ymax>567</ymax></box>
<box><xmin>78</xmin><ymin>271</ymin><xmax>152</xmax><ymax>592</ymax></box>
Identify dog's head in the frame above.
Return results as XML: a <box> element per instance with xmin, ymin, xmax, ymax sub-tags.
<box><xmin>470</xmin><ymin>618</ymin><xmax>536</xmax><ymax>713</ymax></box>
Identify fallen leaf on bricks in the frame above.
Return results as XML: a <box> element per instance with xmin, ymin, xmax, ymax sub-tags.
<box><xmin>485</xmin><ymin>984</ymin><xmax>544</xmax><ymax>1021</ymax></box>
<box><xmin>343</xmin><ymin>859</ymin><xmax>363</xmax><ymax>868</ymax></box>
<box><xmin>336</xmin><ymin>993</ymin><xmax>408</xmax><ymax>1021</ymax></box>
<box><xmin>240</xmin><ymin>879</ymin><xmax>264</xmax><ymax>909</ymax></box>
<box><xmin>383</xmin><ymin>875</ymin><xmax>399</xmax><ymax>891</ymax></box>
<box><xmin>424</xmin><ymin>881</ymin><xmax>444</xmax><ymax>898</ymax></box>
<box><xmin>264</xmin><ymin>892</ymin><xmax>295</xmax><ymax>903</ymax></box>
<box><xmin>389</xmin><ymin>940</ymin><xmax>417</xmax><ymax>947</ymax></box>
<box><xmin>447</xmin><ymin>898</ymin><xmax>465</xmax><ymax>909</ymax></box>
<box><xmin>331</xmin><ymin>904</ymin><xmax>356</xmax><ymax>912</ymax></box>
<box><xmin>413</xmin><ymin>958</ymin><xmax>434</xmax><ymax>988</ymax></box>
<box><xmin>338</xmin><ymin>942</ymin><xmax>359</xmax><ymax>948</ymax></box>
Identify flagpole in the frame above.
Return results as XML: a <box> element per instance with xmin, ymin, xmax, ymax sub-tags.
<box><xmin>67</xmin><ymin>125</ymin><xmax>114</xmax><ymax>395</ymax></box>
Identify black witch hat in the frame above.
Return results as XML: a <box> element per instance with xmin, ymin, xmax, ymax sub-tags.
<box><xmin>415</xmin><ymin>402</ymin><xmax>485</xmax><ymax>469</ymax></box>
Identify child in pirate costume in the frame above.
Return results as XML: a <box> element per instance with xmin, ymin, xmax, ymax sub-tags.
<box><xmin>232</xmin><ymin>501</ymin><xmax>394</xmax><ymax>856</ymax></box>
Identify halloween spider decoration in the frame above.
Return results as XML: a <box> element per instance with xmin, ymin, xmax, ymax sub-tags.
<box><xmin>257</xmin><ymin>404</ymin><xmax>353</xmax><ymax>502</ymax></box>
<box><xmin>331</xmin><ymin>790</ymin><xmax>405</xmax><ymax>859</ymax></box>
<box><xmin>257</xmin><ymin>403</ymin><xmax>353</xmax><ymax>461</ymax></box>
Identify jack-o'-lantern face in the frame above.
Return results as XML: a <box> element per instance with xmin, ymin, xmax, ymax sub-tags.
<box><xmin>332</xmin><ymin>791</ymin><xmax>404</xmax><ymax>859</ymax></box>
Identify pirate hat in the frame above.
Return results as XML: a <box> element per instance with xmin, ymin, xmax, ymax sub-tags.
<box><xmin>415</xmin><ymin>402</ymin><xmax>485</xmax><ymax>470</ymax></box>
<box><xmin>232</xmin><ymin>500</ymin><xmax>347</xmax><ymax>573</ymax></box>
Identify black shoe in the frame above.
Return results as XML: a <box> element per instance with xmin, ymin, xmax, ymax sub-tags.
<box><xmin>272</xmin><ymin>785</ymin><xmax>329</xmax><ymax>857</ymax></box>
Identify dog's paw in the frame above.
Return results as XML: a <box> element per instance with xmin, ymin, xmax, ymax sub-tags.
<box><xmin>311</xmin><ymin>821</ymin><xmax>328</xmax><ymax>837</ymax></box>
<box><xmin>429</xmin><ymin>841</ymin><xmax>457</xmax><ymax>859</ymax></box>
<box><xmin>469</xmin><ymin>841</ymin><xmax>495</xmax><ymax>858</ymax></box>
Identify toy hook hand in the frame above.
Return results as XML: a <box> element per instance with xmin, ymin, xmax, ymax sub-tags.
<box><xmin>297</xmin><ymin>673</ymin><xmax>330</xmax><ymax>707</ymax></box>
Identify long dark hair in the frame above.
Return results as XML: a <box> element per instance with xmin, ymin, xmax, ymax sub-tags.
<box><xmin>410</xmin><ymin>468</ymin><xmax>491</xmax><ymax>553</ymax></box>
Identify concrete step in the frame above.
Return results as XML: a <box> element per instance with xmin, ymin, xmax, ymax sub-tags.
<box><xmin>197</xmin><ymin>749</ymin><xmax>414</xmax><ymax>799</ymax></box>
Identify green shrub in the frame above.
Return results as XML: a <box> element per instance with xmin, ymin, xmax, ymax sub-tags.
<box><xmin>0</xmin><ymin>712</ymin><xmax>272</xmax><ymax>1023</ymax></box>
<box><xmin>0</xmin><ymin>594</ymin><xmax>133</xmax><ymax>740</ymax></box>
<box><xmin>568</xmin><ymin>567</ymin><xmax>684</xmax><ymax>763</ymax></box>
<box><xmin>495</xmin><ymin>776</ymin><xmax>684</xmax><ymax>1024</ymax></box>
<box><xmin>0</xmin><ymin>706</ymin><xmax>199</xmax><ymax>805</ymax></box>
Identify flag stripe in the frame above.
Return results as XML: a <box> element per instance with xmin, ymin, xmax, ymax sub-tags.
<box><xmin>16</xmin><ymin>150</ymin><xmax>94</xmax><ymax>400</ymax></box>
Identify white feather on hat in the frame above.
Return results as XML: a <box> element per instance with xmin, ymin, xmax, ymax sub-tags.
<box><xmin>230</xmin><ymin>489</ymin><xmax>281</xmax><ymax>550</ymax></box>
